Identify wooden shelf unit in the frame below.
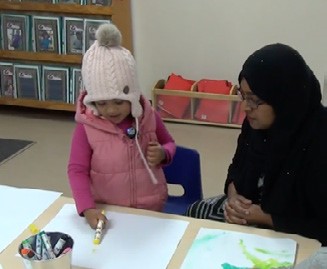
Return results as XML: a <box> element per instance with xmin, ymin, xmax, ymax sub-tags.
<box><xmin>0</xmin><ymin>0</ymin><xmax>132</xmax><ymax>112</ymax></box>
<box><xmin>0</xmin><ymin>50</ymin><xmax>82</xmax><ymax>65</ymax></box>
<box><xmin>152</xmin><ymin>79</ymin><xmax>243</xmax><ymax>129</ymax></box>
<box><xmin>0</xmin><ymin>96</ymin><xmax>75</xmax><ymax>111</ymax></box>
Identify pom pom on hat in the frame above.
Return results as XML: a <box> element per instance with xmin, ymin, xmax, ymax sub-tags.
<box><xmin>82</xmin><ymin>23</ymin><xmax>142</xmax><ymax>118</ymax></box>
<box><xmin>96</xmin><ymin>23</ymin><xmax>122</xmax><ymax>47</ymax></box>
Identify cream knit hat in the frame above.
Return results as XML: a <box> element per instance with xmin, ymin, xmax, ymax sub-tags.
<box><xmin>82</xmin><ymin>23</ymin><xmax>142</xmax><ymax>117</ymax></box>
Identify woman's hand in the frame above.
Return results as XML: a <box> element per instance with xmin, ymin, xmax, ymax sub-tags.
<box><xmin>146</xmin><ymin>141</ymin><xmax>166</xmax><ymax>167</ymax></box>
<box><xmin>83</xmin><ymin>208</ymin><xmax>108</xmax><ymax>229</ymax></box>
<box><xmin>224</xmin><ymin>194</ymin><xmax>252</xmax><ymax>225</ymax></box>
<box><xmin>244</xmin><ymin>204</ymin><xmax>273</xmax><ymax>227</ymax></box>
<box><xmin>224</xmin><ymin>182</ymin><xmax>252</xmax><ymax>225</ymax></box>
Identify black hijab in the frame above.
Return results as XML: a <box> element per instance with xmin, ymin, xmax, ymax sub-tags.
<box><xmin>239</xmin><ymin>43</ymin><xmax>321</xmax><ymax>132</ymax></box>
<box><xmin>237</xmin><ymin>43</ymin><xmax>323</xmax><ymax>211</ymax></box>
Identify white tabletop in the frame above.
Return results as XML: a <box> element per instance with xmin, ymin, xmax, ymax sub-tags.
<box><xmin>0</xmin><ymin>196</ymin><xmax>321</xmax><ymax>269</ymax></box>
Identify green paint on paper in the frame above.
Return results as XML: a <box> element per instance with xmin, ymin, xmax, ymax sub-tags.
<box><xmin>239</xmin><ymin>239</ymin><xmax>292</xmax><ymax>269</ymax></box>
<box><xmin>220</xmin><ymin>240</ymin><xmax>292</xmax><ymax>269</ymax></box>
<box><xmin>221</xmin><ymin>264</ymin><xmax>248</xmax><ymax>269</ymax></box>
<box><xmin>193</xmin><ymin>234</ymin><xmax>222</xmax><ymax>247</ymax></box>
<box><xmin>254</xmin><ymin>247</ymin><xmax>291</xmax><ymax>258</ymax></box>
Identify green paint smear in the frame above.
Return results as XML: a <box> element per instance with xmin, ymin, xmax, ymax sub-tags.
<box><xmin>254</xmin><ymin>248</ymin><xmax>291</xmax><ymax>258</ymax></box>
<box><xmin>221</xmin><ymin>263</ymin><xmax>248</xmax><ymax>269</ymax></box>
<box><xmin>193</xmin><ymin>233</ymin><xmax>223</xmax><ymax>247</ymax></box>
<box><xmin>241</xmin><ymin>239</ymin><xmax>292</xmax><ymax>269</ymax></box>
<box><xmin>221</xmin><ymin>240</ymin><xmax>292</xmax><ymax>269</ymax></box>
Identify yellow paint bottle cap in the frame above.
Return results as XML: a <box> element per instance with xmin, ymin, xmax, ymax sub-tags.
<box><xmin>29</xmin><ymin>224</ymin><xmax>40</xmax><ymax>235</ymax></box>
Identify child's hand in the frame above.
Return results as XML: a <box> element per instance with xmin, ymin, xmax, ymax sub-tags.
<box><xmin>146</xmin><ymin>141</ymin><xmax>166</xmax><ymax>167</ymax></box>
<box><xmin>83</xmin><ymin>208</ymin><xmax>108</xmax><ymax>229</ymax></box>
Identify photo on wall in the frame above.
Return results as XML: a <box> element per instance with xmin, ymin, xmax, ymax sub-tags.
<box><xmin>43</xmin><ymin>66</ymin><xmax>69</xmax><ymax>102</ymax></box>
<box><xmin>1</xmin><ymin>14</ymin><xmax>29</xmax><ymax>51</ymax></box>
<box><xmin>0</xmin><ymin>62</ymin><xmax>15</xmax><ymax>98</ymax></box>
<box><xmin>32</xmin><ymin>16</ymin><xmax>61</xmax><ymax>53</ymax></box>
<box><xmin>14</xmin><ymin>65</ymin><xmax>41</xmax><ymax>100</ymax></box>
<box><xmin>84</xmin><ymin>19</ymin><xmax>111</xmax><ymax>52</ymax></box>
<box><xmin>63</xmin><ymin>17</ymin><xmax>84</xmax><ymax>55</ymax></box>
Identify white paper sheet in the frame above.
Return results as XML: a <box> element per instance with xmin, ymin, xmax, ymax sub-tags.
<box><xmin>181</xmin><ymin>227</ymin><xmax>297</xmax><ymax>269</ymax></box>
<box><xmin>43</xmin><ymin>204</ymin><xmax>189</xmax><ymax>269</ymax></box>
<box><xmin>0</xmin><ymin>184</ymin><xmax>62</xmax><ymax>253</ymax></box>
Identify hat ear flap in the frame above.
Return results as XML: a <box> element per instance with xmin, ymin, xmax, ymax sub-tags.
<box><xmin>131</xmin><ymin>97</ymin><xmax>143</xmax><ymax>118</ymax></box>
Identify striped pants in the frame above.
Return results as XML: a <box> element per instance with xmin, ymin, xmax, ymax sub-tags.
<box><xmin>186</xmin><ymin>194</ymin><xmax>227</xmax><ymax>222</ymax></box>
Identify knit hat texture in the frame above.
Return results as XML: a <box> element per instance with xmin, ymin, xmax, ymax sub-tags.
<box><xmin>239</xmin><ymin>43</ymin><xmax>321</xmax><ymax>129</ymax></box>
<box><xmin>82</xmin><ymin>23</ymin><xmax>142</xmax><ymax>117</ymax></box>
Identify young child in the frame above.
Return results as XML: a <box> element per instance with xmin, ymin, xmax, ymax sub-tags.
<box><xmin>68</xmin><ymin>24</ymin><xmax>176</xmax><ymax>229</ymax></box>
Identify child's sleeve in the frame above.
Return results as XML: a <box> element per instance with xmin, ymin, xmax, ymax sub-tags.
<box><xmin>154</xmin><ymin>111</ymin><xmax>176</xmax><ymax>165</ymax></box>
<box><xmin>67</xmin><ymin>123</ymin><xmax>96</xmax><ymax>215</ymax></box>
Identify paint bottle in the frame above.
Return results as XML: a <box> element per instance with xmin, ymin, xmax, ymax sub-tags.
<box><xmin>21</xmin><ymin>248</ymin><xmax>35</xmax><ymax>260</ymax></box>
<box><xmin>39</xmin><ymin>231</ymin><xmax>56</xmax><ymax>259</ymax></box>
<box><xmin>22</xmin><ymin>239</ymin><xmax>32</xmax><ymax>250</ymax></box>
<box><xmin>53</xmin><ymin>235</ymin><xmax>68</xmax><ymax>256</ymax></box>
<box><xmin>93</xmin><ymin>210</ymin><xmax>106</xmax><ymax>245</ymax></box>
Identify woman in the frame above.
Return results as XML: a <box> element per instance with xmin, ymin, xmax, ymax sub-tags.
<box><xmin>187</xmin><ymin>43</ymin><xmax>327</xmax><ymax>246</ymax></box>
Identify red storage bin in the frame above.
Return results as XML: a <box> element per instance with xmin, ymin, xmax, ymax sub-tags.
<box><xmin>157</xmin><ymin>73</ymin><xmax>195</xmax><ymax>119</ymax></box>
<box><xmin>231</xmin><ymin>101</ymin><xmax>246</xmax><ymax>125</ymax></box>
<box><xmin>194</xmin><ymin>79</ymin><xmax>232</xmax><ymax>124</ymax></box>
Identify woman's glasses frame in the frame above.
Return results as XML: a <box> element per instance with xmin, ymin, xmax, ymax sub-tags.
<box><xmin>236</xmin><ymin>87</ymin><xmax>266</xmax><ymax>109</ymax></box>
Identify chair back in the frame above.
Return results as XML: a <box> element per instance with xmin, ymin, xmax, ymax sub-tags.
<box><xmin>163</xmin><ymin>145</ymin><xmax>203</xmax><ymax>214</ymax></box>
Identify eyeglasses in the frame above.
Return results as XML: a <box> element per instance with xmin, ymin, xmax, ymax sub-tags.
<box><xmin>237</xmin><ymin>88</ymin><xmax>266</xmax><ymax>109</ymax></box>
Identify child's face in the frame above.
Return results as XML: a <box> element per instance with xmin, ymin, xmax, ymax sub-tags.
<box><xmin>94</xmin><ymin>99</ymin><xmax>131</xmax><ymax>124</ymax></box>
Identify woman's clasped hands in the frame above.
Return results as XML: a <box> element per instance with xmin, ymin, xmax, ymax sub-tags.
<box><xmin>224</xmin><ymin>183</ymin><xmax>273</xmax><ymax>227</ymax></box>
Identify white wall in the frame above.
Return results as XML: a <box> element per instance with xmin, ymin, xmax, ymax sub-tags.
<box><xmin>131</xmin><ymin>0</ymin><xmax>327</xmax><ymax>102</ymax></box>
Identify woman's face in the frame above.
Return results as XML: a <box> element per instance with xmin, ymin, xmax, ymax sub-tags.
<box><xmin>240</xmin><ymin>78</ymin><xmax>275</xmax><ymax>129</ymax></box>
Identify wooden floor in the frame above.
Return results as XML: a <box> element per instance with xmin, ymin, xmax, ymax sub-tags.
<box><xmin>0</xmin><ymin>106</ymin><xmax>240</xmax><ymax>198</ymax></box>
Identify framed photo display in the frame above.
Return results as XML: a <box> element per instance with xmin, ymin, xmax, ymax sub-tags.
<box><xmin>70</xmin><ymin>67</ymin><xmax>83</xmax><ymax>103</ymax></box>
<box><xmin>1</xmin><ymin>14</ymin><xmax>29</xmax><ymax>51</ymax></box>
<box><xmin>0</xmin><ymin>62</ymin><xmax>15</xmax><ymax>98</ymax></box>
<box><xmin>32</xmin><ymin>16</ymin><xmax>61</xmax><ymax>53</ymax></box>
<box><xmin>42</xmin><ymin>66</ymin><xmax>69</xmax><ymax>102</ymax></box>
<box><xmin>63</xmin><ymin>17</ymin><xmax>84</xmax><ymax>55</ymax></box>
<box><xmin>56</xmin><ymin>0</ymin><xmax>83</xmax><ymax>4</ymax></box>
<box><xmin>14</xmin><ymin>65</ymin><xmax>41</xmax><ymax>100</ymax></box>
<box><xmin>84</xmin><ymin>0</ymin><xmax>112</xmax><ymax>6</ymax></box>
<box><xmin>84</xmin><ymin>19</ymin><xmax>111</xmax><ymax>52</ymax></box>
<box><xmin>20</xmin><ymin>0</ymin><xmax>55</xmax><ymax>3</ymax></box>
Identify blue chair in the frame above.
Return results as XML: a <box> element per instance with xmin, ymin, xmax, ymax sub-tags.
<box><xmin>163</xmin><ymin>145</ymin><xmax>203</xmax><ymax>215</ymax></box>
